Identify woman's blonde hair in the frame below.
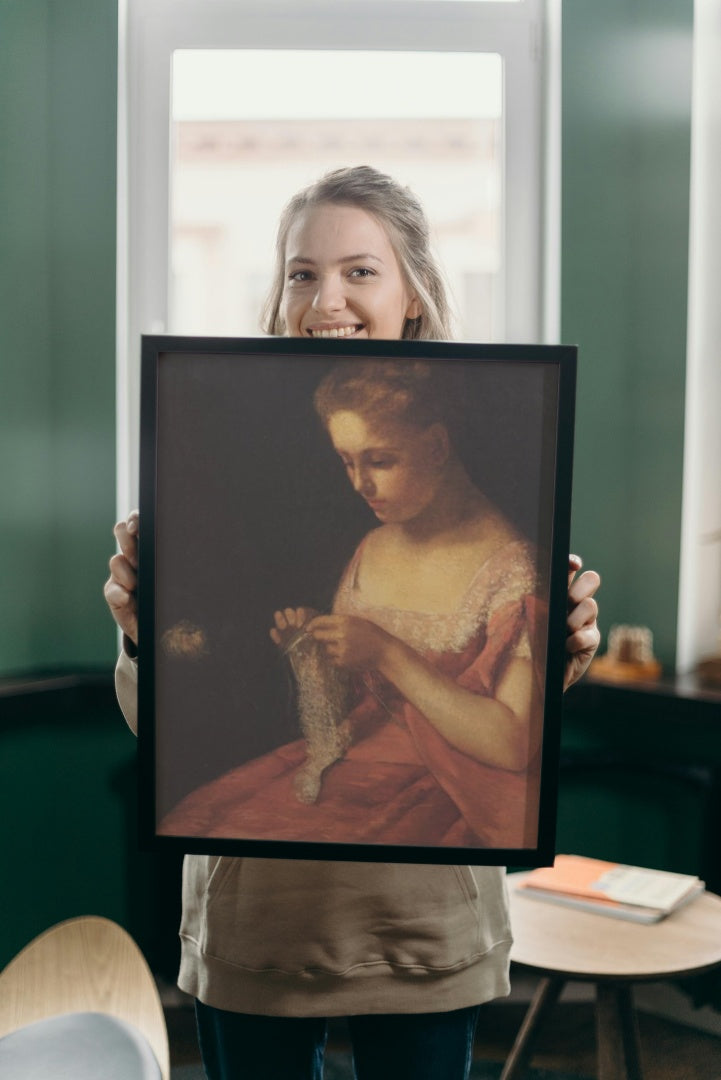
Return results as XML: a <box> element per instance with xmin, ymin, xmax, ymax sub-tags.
<box><xmin>261</xmin><ymin>165</ymin><xmax>454</xmax><ymax>341</ymax></box>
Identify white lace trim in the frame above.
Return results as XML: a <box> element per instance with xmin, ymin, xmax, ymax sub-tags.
<box><xmin>334</xmin><ymin>539</ymin><xmax>537</xmax><ymax>655</ymax></box>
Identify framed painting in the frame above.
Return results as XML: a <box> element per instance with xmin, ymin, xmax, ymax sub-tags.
<box><xmin>137</xmin><ymin>336</ymin><xmax>576</xmax><ymax>865</ymax></box>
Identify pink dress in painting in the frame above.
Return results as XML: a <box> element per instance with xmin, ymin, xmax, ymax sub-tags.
<box><xmin>158</xmin><ymin>538</ymin><xmax>546</xmax><ymax>850</ymax></box>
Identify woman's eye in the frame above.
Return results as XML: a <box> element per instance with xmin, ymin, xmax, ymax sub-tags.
<box><xmin>349</xmin><ymin>267</ymin><xmax>375</xmax><ymax>279</ymax></box>
<box><xmin>288</xmin><ymin>270</ymin><xmax>313</xmax><ymax>283</ymax></box>
<box><xmin>370</xmin><ymin>458</ymin><xmax>394</xmax><ymax>469</ymax></box>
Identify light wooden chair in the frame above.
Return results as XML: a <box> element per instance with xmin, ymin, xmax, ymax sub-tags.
<box><xmin>0</xmin><ymin>915</ymin><xmax>170</xmax><ymax>1079</ymax></box>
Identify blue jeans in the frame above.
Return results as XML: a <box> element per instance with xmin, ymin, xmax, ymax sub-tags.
<box><xmin>195</xmin><ymin>1000</ymin><xmax>481</xmax><ymax>1080</ymax></box>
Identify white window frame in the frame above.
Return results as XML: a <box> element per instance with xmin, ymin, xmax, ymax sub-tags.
<box><xmin>116</xmin><ymin>0</ymin><xmax>559</xmax><ymax>512</ymax></box>
<box><xmin>676</xmin><ymin>0</ymin><xmax>721</xmax><ymax>674</ymax></box>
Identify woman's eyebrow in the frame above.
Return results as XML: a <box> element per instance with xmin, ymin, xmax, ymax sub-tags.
<box><xmin>361</xmin><ymin>445</ymin><xmax>400</xmax><ymax>455</ymax></box>
<box><xmin>335</xmin><ymin>445</ymin><xmax>400</xmax><ymax>456</ymax></box>
<box><xmin>286</xmin><ymin>253</ymin><xmax>384</xmax><ymax>266</ymax></box>
<box><xmin>339</xmin><ymin>253</ymin><xmax>384</xmax><ymax>265</ymax></box>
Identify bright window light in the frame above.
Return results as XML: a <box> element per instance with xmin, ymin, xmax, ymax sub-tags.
<box><xmin>170</xmin><ymin>50</ymin><xmax>504</xmax><ymax>341</ymax></box>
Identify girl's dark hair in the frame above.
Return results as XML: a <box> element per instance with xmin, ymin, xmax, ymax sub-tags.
<box><xmin>262</xmin><ymin>165</ymin><xmax>454</xmax><ymax>341</ymax></box>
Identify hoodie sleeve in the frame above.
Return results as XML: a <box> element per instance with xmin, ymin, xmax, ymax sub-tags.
<box><xmin>115</xmin><ymin>643</ymin><xmax>139</xmax><ymax>736</ymax></box>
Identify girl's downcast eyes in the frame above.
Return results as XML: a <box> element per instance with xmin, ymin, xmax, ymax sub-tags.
<box><xmin>340</xmin><ymin>454</ymin><xmax>397</xmax><ymax>471</ymax></box>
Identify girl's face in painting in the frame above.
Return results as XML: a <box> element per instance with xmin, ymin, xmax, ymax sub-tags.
<box><xmin>327</xmin><ymin>410</ymin><xmax>447</xmax><ymax>524</ymax></box>
<box><xmin>281</xmin><ymin>203</ymin><xmax>421</xmax><ymax>340</ymax></box>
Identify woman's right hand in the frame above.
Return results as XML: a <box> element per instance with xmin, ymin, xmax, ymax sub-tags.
<box><xmin>104</xmin><ymin>510</ymin><xmax>139</xmax><ymax>646</ymax></box>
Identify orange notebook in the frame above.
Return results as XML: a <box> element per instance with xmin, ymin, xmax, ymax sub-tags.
<box><xmin>516</xmin><ymin>854</ymin><xmax>704</xmax><ymax>923</ymax></box>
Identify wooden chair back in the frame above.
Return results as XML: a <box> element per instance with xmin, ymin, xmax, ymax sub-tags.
<box><xmin>0</xmin><ymin>916</ymin><xmax>169</xmax><ymax>1080</ymax></box>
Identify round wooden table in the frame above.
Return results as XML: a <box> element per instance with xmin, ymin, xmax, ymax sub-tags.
<box><xmin>503</xmin><ymin>872</ymin><xmax>721</xmax><ymax>1080</ymax></box>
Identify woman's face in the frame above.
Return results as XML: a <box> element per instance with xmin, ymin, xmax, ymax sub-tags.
<box><xmin>327</xmin><ymin>409</ymin><xmax>445</xmax><ymax>523</ymax></box>
<box><xmin>281</xmin><ymin>203</ymin><xmax>421</xmax><ymax>340</ymax></box>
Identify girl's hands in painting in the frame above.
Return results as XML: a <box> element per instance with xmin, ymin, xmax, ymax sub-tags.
<box><xmin>564</xmin><ymin>554</ymin><xmax>601</xmax><ymax>691</ymax></box>
<box><xmin>104</xmin><ymin>510</ymin><xmax>140</xmax><ymax>646</ymax></box>
<box><xmin>270</xmin><ymin>607</ymin><xmax>319</xmax><ymax>651</ymax></box>
<box><xmin>307</xmin><ymin>614</ymin><xmax>392</xmax><ymax>670</ymax></box>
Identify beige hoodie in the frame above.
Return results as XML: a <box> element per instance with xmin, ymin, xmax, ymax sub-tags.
<box><xmin>116</xmin><ymin>650</ymin><xmax>512</xmax><ymax>1016</ymax></box>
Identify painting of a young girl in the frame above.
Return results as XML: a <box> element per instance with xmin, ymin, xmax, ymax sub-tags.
<box><xmin>157</xmin><ymin>358</ymin><xmax>546</xmax><ymax>850</ymax></box>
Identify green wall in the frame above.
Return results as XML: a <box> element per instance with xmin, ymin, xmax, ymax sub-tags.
<box><xmin>562</xmin><ymin>0</ymin><xmax>693</xmax><ymax>669</ymax></box>
<box><xmin>0</xmin><ymin>684</ymin><xmax>183</xmax><ymax>974</ymax></box>
<box><xmin>0</xmin><ymin>0</ymin><xmax>128</xmax><ymax>972</ymax></box>
<box><xmin>0</xmin><ymin>0</ymin><xmax>118</xmax><ymax>675</ymax></box>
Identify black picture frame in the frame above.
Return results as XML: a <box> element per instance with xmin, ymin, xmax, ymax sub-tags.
<box><xmin>138</xmin><ymin>335</ymin><xmax>576</xmax><ymax>866</ymax></box>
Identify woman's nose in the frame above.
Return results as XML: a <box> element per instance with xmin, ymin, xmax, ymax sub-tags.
<box><xmin>313</xmin><ymin>274</ymin><xmax>345</xmax><ymax>314</ymax></box>
<box><xmin>352</xmin><ymin>468</ymin><xmax>374</xmax><ymax>496</ymax></box>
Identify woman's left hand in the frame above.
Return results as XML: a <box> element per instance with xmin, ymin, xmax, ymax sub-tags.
<box><xmin>565</xmin><ymin>554</ymin><xmax>601</xmax><ymax>690</ymax></box>
<box><xmin>309</xmin><ymin>614</ymin><xmax>391</xmax><ymax>669</ymax></box>
<box><xmin>270</xmin><ymin>606</ymin><xmax>318</xmax><ymax>650</ymax></box>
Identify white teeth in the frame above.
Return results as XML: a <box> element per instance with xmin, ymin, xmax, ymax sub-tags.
<box><xmin>310</xmin><ymin>325</ymin><xmax>360</xmax><ymax>338</ymax></box>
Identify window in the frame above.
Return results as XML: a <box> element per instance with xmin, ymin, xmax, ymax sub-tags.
<box><xmin>117</xmin><ymin>0</ymin><xmax>557</xmax><ymax>509</ymax></box>
<box><xmin>169</xmin><ymin>49</ymin><xmax>503</xmax><ymax>340</ymax></box>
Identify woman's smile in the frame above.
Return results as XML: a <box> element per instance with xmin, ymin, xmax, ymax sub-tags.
<box><xmin>307</xmin><ymin>323</ymin><xmax>365</xmax><ymax>339</ymax></box>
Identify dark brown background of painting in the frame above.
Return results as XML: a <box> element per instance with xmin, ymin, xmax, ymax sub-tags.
<box><xmin>151</xmin><ymin>351</ymin><xmax>558</xmax><ymax>817</ymax></box>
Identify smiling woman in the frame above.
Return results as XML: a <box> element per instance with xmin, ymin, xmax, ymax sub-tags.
<box><xmin>263</xmin><ymin>166</ymin><xmax>452</xmax><ymax>341</ymax></box>
<box><xmin>109</xmin><ymin>136</ymin><xmax>594</xmax><ymax>1078</ymax></box>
